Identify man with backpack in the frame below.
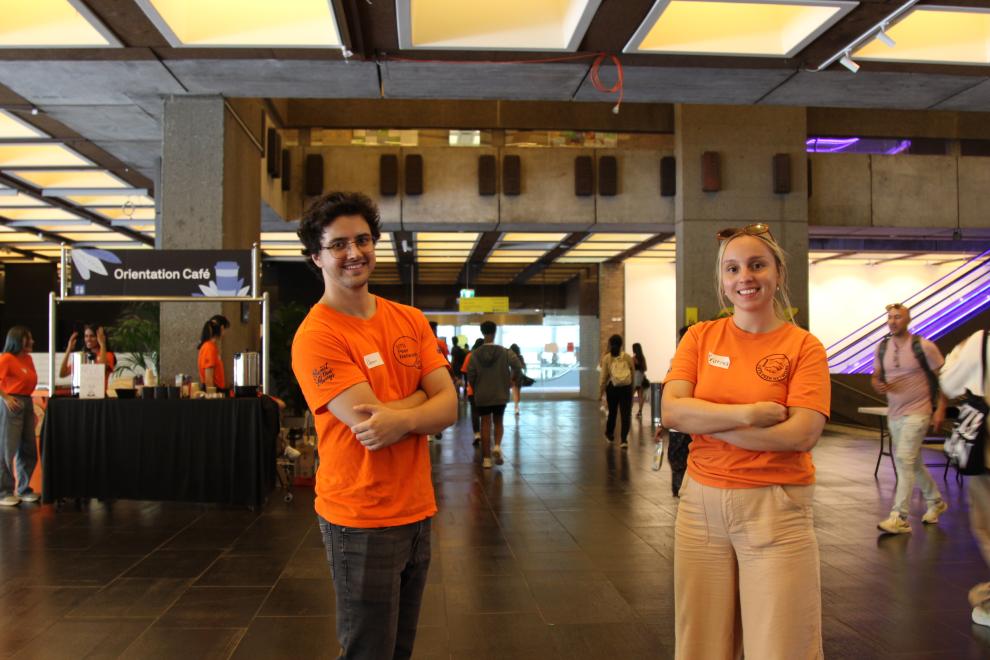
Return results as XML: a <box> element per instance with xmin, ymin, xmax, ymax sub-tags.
<box><xmin>599</xmin><ymin>334</ymin><xmax>635</xmax><ymax>448</ymax></box>
<box><xmin>466</xmin><ymin>321</ymin><xmax>523</xmax><ymax>468</ymax></box>
<box><xmin>872</xmin><ymin>303</ymin><xmax>948</xmax><ymax>534</ymax></box>
<box><xmin>940</xmin><ymin>328</ymin><xmax>990</xmax><ymax>626</ymax></box>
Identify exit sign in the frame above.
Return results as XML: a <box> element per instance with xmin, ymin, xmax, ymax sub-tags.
<box><xmin>459</xmin><ymin>288</ymin><xmax>475</xmax><ymax>298</ymax></box>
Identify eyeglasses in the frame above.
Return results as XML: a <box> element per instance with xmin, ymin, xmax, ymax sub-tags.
<box><xmin>716</xmin><ymin>223</ymin><xmax>773</xmax><ymax>242</ymax></box>
<box><xmin>321</xmin><ymin>234</ymin><xmax>376</xmax><ymax>258</ymax></box>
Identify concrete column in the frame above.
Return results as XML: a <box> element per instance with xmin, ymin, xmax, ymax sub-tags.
<box><xmin>158</xmin><ymin>96</ymin><xmax>262</xmax><ymax>381</ymax></box>
<box><xmin>599</xmin><ymin>262</ymin><xmax>625</xmax><ymax>353</ymax></box>
<box><xmin>674</xmin><ymin>105</ymin><xmax>809</xmax><ymax>330</ymax></box>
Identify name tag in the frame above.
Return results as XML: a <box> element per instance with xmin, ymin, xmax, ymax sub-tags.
<box><xmin>363</xmin><ymin>352</ymin><xmax>384</xmax><ymax>369</ymax></box>
<box><xmin>708</xmin><ymin>352</ymin><xmax>730</xmax><ymax>369</ymax></box>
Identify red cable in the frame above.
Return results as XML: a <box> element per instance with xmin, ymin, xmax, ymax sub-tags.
<box><xmin>589</xmin><ymin>52</ymin><xmax>624</xmax><ymax>112</ymax></box>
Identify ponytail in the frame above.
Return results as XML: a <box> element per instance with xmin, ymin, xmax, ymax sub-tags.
<box><xmin>198</xmin><ymin>319</ymin><xmax>221</xmax><ymax>348</ymax></box>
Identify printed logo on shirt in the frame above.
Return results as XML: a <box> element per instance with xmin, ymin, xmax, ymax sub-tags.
<box><xmin>756</xmin><ymin>354</ymin><xmax>790</xmax><ymax>382</ymax></box>
<box><xmin>392</xmin><ymin>336</ymin><xmax>422</xmax><ymax>369</ymax></box>
<box><xmin>312</xmin><ymin>362</ymin><xmax>335</xmax><ymax>386</ymax></box>
<box><xmin>363</xmin><ymin>352</ymin><xmax>384</xmax><ymax>369</ymax></box>
<box><xmin>708</xmin><ymin>352</ymin><xmax>731</xmax><ymax>369</ymax></box>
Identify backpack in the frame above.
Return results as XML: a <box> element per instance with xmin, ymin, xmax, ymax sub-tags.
<box><xmin>944</xmin><ymin>329</ymin><xmax>989</xmax><ymax>475</ymax></box>
<box><xmin>878</xmin><ymin>334</ymin><xmax>940</xmax><ymax>408</ymax></box>
<box><xmin>609</xmin><ymin>354</ymin><xmax>633</xmax><ymax>386</ymax></box>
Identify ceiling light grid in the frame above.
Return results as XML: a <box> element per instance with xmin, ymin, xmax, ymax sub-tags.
<box><xmin>854</xmin><ymin>6</ymin><xmax>990</xmax><ymax>66</ymax></box>
<box><xmin>0</xmin><ymin>0</ymin><xmax>122</xmax><ymax>48</ymax></box>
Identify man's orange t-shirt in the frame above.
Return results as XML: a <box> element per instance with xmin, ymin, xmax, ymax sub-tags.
<box><xmin>198</xmin><ymin>341</ymin><xmax>225</xmax><ymax>389</ymax></box>
<box><xmin>664</xmin><ymin>317</ymin><xmax>831</xmax><ymax>488</ymax></box>
<box><xmin>292</xmin><ymin>295</ymin><xmax>448</xmax><ymax>528</ymax></box>
<box><xmin>436</xmin><ymin>338</ymin><xmax>449</xmax><ymax>361</ymax></box>
<box><xmin>0</xmin><ymin>353</ymin><xmax>37</xmax><ymax>396</ymax></box>
<box><xmin>460</xmin><ymin>352</ymin><xmax>473</xmax><ymax>396</ymax></box>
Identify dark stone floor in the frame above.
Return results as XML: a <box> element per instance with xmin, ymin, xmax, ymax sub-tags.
<box><xmin>3</xmin><ymin>399</ymin><xmax>990</xmax><ymax>659</ymax></box>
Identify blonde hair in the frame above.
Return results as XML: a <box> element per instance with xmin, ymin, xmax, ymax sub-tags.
<box><xmin>715</xmin><ymin>231</ymin><xmax>795</xmax><ymax>323</ymax></box>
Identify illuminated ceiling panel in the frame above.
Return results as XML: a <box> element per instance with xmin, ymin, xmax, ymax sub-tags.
<box><xmin>502</xmin><ymin>232</ymin><xmax>567</xmax><ymax>242</ymax></box>
<box><xmin>136</xmin><ymin>0</ymin><xmax>342</xmax><ymax>47</ymax></box>
<box><xmin>855</xmin><ymin>8</ymin><xmax>990</xmax><ymax>66</ymax></box>
<box><xmin>557</xmin><ymin>256</ymin><xmax>608</xmax><ymax>263</ymax></box>
<box><xmin>0</xmin><ymin>207</ymin><xmax>82</xmax><ymax>221</ymax></box>
<box><xmin>0</xmin><ymin>233</ymin><xmax>46</xmax><ymax>243</ymax></box>
<box><xmin>0</xmin><ymin>0</ymin><xmax>120</xmax><ymax>47</ymax></box>
<box><xmin>7</xmin><ymin>169</ymin><xmax>129</xmax><ymax>189</ymax></box>
<box><xmin>0</xmin><ymin>193</ymin><xmax>46</xmax><ymax>208</ymax></box>
<box><xmin>415</xmin><ymin>232</ymin><xmax>479</xmax><ymax>242</ymax></box>
<box><xmin>625</xmin><ymin>0</ymin><xmax>856</xmax><ymax>57</ymax></box>
<box><xmin>94</xmin><ymin>207</ymin><xmax>156</xmax><ymax>221</ymax></box>
<box><xmin>489</xmin><ymin>249</ymin><xmax>549</xmax><ymax>258</ymax></box>
<box><xmin>398</xmin><ymin>0</ymin><xmax>601</xmax><ymax>51</ymax></box>
<box><xmin>571</xmin><ymin>242</ymin><xmax>634</xmax><ymax>252</ymax></box>
<box><xmin>0</xmin><ymin>144</ymin><xmax>91</xmax><ymax>168</ymax></box>
<box><xmin>60</xmin><ymin>232</ymin><xmax>139</xmax><ymax>242</ymax></box>
<box><xmin>584</xmin><ymin>233</ymin><xmax>657</xmax><ymax>243</ymax></box>
<box><xmin>0</xmin><ymin>111</ymin><xmax>46</xmax><ymax>138</ymax></box>
<box><xmin>67</xmin><ymin>194</ymin><xmax>155</xmax><ymax>207</ymax></box>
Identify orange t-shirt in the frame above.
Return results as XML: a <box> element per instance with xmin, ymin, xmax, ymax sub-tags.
<box><xmin>0</xmin><ymin>353</ymin><xmax>37</xmax><ymax>396</ymax></box>
<box><xmin>664</xmin><ymin>317</ymin><xmax>830</xmax><ymax>488</ymax></box>
<box><xmin>198</xmin><ymin>341</ymin><xmax>225</xmax><ymax>390</ymax></box>
<box><xmin>291</xmin><ymin>295</ymin><xmax>449</xmax><ymax>528</ymax></box>
<box><xmin>436</xmin><ymin>338</ymin><xmax>450</xmax><ymax>361</ymax></box>
<box><xmin>461</xmin><ymin>352</ymin><xmax>473</xmax><ymax>396</ymax></box>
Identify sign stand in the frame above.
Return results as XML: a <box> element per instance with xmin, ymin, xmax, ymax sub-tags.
<box><xmin>47</xmin><ymin>244</ymin><xmax>270</xmax><ymax>397</ymax></box>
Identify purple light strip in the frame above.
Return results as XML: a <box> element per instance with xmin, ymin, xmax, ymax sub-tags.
<box><xmin>885</xmin><ymin>140</ymin><xmax>912</xmax><ymax>155</ymax></box>
<box><xmin>806</xmin><ymin>137</ymin><xmax>860</xmax><ymax>153</ymax></box>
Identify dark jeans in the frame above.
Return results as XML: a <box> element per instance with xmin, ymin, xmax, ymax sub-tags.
<box><xmin>605</xmin><ymin>383</ymin><xmax>632</xmax><ymax>442</ymax></box>
<box><xmin>668</xmin><ymin>431</ymin><xmax>692</xmax><ymax>495</ymax></box>
<box><xmin>317</xmin><ymin>515</ymin><xmax>432</xmax><ymax>660</ymax></box>
<box><xmin>0</xmin><ymin>395</ymin><xmax>36</xmax><ymax>497</ymax></box>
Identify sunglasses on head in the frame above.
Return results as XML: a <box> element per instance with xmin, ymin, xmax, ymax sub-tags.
<box><xmin>885</xmin><ymin>303</ymin><xmax>906</xmax><ymax>312</ymax></box>
<box><xmin>716</xmin><ymin>223</ymin><xmax>773</xmax><ymax>242</ymax></box>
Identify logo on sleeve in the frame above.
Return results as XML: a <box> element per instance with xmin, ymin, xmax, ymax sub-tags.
<box><xmin>756</xmin><ymin>354</ymin><xmax>790</xmax><ymax>382</ymax></box>
<box><xmin>392</xmin><ymin>336</ymin><xmax>422</xmax><ymax>368</ymax></box>
<box><xmin>708</xmin><ymin>352</ymin><xmax>730</xmax><ymax>369</ymax></box>
<box><xmin>312</xmin><ymin>362</ymin><xmax>335</xmax><ymax>386</ymax></box>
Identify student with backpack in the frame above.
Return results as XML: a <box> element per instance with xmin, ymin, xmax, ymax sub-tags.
<box><xmin>871</xmin><ymin>302</ymin><xmax>949</xmax><ymax>535</ymax></box>
<box><xmin>599</xmin><ymin>334</ymin><xmax>635</xmax><ymax>448</ymax></box>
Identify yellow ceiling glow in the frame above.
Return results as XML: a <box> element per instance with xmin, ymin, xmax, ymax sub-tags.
<box><xmin>0</xmin><ymin>111</ymin><xmax>46</xmax><ymax>139</ymax></box>
<box><xmin>855</xmin><ymin>8</ymin><xmax>990</xmax><ymax>65</ymax></box>
<box><xmin>67</xmin><ymin>194</ymin><xmax>155</xmax><ymax>207</ymax></box>
<box><xmin>7</xmin><ymin>170</ymin><xmax>129</xmax><ymax>189</ymax></box>
<box><xmin>0</xmin><ymin>193</ymin><xmax>46</xmax><ymax>208</ymax></box>
<box><xmin>0</xmin><ymin>207</ymin><xmax>82</xmax><ymax>221</ymax></box>
<box><xmin>0</xmin><ymin>144</ymin><xmax>92</xmax><ymax>168</ymax></box>
<box><xmin>626</xmin><ymin>0</ymin><xmax>855</xmax><ymax>57</ymax></box>
<box><xmin>0</xmin><ymin>0</ymin><xmax>119</xmax><ymax>47</ymax></box>
<box><xmin>94</xmin><ymin>207</ymin><xmax>156</xmax><ymax>221</ymax></box>
<box><xmin>400</xmin><ymin>0</ymin><xmax>601</xmax><ymax>51</ymax></box>
<box><xmin>137</xmin><ymin>0</ymin><xmax>342</xmax><ymax>47</ymax></box>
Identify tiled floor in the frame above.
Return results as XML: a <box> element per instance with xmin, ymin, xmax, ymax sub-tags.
<box><xmin>3</xmin><ymin>399</ymin><xmax>990</xmax><ymax>659</ymax></box>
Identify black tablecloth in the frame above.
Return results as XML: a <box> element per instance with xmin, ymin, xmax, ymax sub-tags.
<box><xmin>41</xmin><ymin>397</ymin><xmax>278</xmax><ymax>507</ymax></box>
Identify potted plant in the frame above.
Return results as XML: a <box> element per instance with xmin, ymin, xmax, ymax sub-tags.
<box><xmin>110</xmin><ymin>302</ymin><xmax>160</xmax><ymax>378</ymax></box>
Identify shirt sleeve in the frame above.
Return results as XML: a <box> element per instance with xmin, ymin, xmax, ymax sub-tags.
<box><xmin>665</xmin><ymin>325</ymin><xmax>701</xmax><ymax>385</ymax></box>
<box><xmin>921</xmin><ymin>338</ymin><xmax>945</xmax><ymax>372</ymax></box>
<box><xmin>786</xmin><ymin>334</ymin><xmax>831</xmax><ymax>419</ymax></box>
<box><xmin>291</xmin><ymin>325</ymin><xmax>368</xmax><ymax>414</ymax></box>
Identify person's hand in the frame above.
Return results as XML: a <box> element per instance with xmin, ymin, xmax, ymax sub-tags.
<box><xmin>932</xmin><ymin>410</ymin><xmax>946</xmax><ymax>434</ymax></box>
<box><xmin>65</xmin><ymin>331</ymin><xmax>78</xmax><ymax>352</ymax></box>
<box><xmin>654</xmin><ymin>426</ymin><xmax>664</xmax><ymax>443</ymax></box>
<box><xmin>3</xmin><ymin>394</ymin><xmax>22</xmax><ymax>413</ymax></box>
<box><xmin>746</xmin><ymin>402</ymin><xmax>788</xmax><ymax>427</ymax></box>
<box><xmin>350</xmin><ymin>403</ymin><xmax>412</xmax><ymax>450</ymax></box>
<box><xmin>96</xmin><ymin>327</ymin><xmax>106</xmax><ymax>347</ymax></box>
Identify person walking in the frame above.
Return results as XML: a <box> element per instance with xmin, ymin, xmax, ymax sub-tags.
<box><xmin>467</xmin><ymin>322</ymin><xmax>522</xmax><ymax>468</ymax></box>
<box><xmin>461</xmin><ymin>337</ymin><xmax>484</xmax><ymax>445</ymax></box>
<box><xmin>450</xmin><ymin>336</ymin><xmax>466</xmax><ymax>398</ymax></box>
<box><xmin>509</xmin><ymin>343</ymin><xmax>525</xmax><ymax>416</ymax></box>
<box><xmin>662</xmin><ymin>223</ymin><xmax>830</xmax><ymax>659</ymax></box>
<box><xmin>632</xmin><ymin>342</ymin><xmax>648</xmax><ymax>419</ymax></box>
<box><xmin>871</xmin><ymin>302</ymin><xmax>948</xmax><ymax>534</ymax></box>
<box><xmin>291</xmin><ymin>191</ymin><xmax>457</xmax><ymax>660</ymax></box>
<box><xmin>599</xmin><ymin>334</ymin><xmax>635</xmax><ymax>448</ymax></box>
<box><xmin>0</xmin><ymin>326</ymin><xmax>38</xmax><ymax>507</ymax></box>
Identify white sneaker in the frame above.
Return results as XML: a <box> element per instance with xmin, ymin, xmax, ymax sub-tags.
<box><xmin>0</xmin><ymin>495</ymin><xmax>21</xmax><ymax>507</ymax></box>
<box><xmin>19</xmin><ymin>492</ymin><xmax>40</xmax><ymax>503</ymax></box>
<box><xmin>878</xmin><ymin>512</ymin><xmax>911</xmax><ymax>535</ymax></box>
<box><xmin>922</xmin><ymin>500</ymin><xmax>948</xmax><ymax>524</ymax></box>
<box><xmin>482</xmin><ymin>457</ymin><xmax>492</xmax><ymax>469</ymax></box>
<box><xmin>973</xmin><ymin>607</ymin><xmax>990</xmax><ymax>627</ymax></box>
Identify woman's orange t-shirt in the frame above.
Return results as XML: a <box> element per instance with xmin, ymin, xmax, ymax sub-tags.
<box><xmin>461</xmin><ymin>352</ymin><xmax>473</xmax><ymax>396</ymax></box>
<box><xmin>664</xmin><ymin>317</ymin><xmax>831</xmax><ymax>488</ymax></box>
<box><xmin>0</xmin><ymin>353</ymin><xmax>37</xmax><ymax>396</ymax></box>
<box><xmin>198</xmin><ymin>341</ymin><xmax>225</xmax><ymax>389</ymax></box>
<box><xmin>291</xmin><ymin>296</ymin><xmax>449</xmax><ymax>528</ymax></box>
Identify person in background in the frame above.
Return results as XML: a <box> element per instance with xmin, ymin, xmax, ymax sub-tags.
<box><xmin>871</xmin><ymin>302</ymin><xmax>948</xmax><ymax>535</ymax></box>
<box><xmin>662</xmin><ymin>223</ymin><xmax>830</xmax><ymax>659</ymax></box>
<box><xmin>509</xmin><ymin>343</ymin><xmax>526</xmax><ymax>416</ymax></box>
<box><xmin>59</xmin><ymin>324</ymin><xmax>115</xmax><ymax>385</ymax></box>
<box><xmin>939</xmin><ymin>328</ymin><xmax>990</xmax><ymax>627</ymax></box>
<box><xmin>450</xmin><ymin>336</ymin><xmax>467</xmax><ymax>399</ymax></box>
<box><xmin>599</xmin><ymin>334</ymin><xmax>635</xmax><ymax>448</ymax></box>
<box><xmin>428</xmin><ymin>321</ymin><xmax>449</xmax><ymax>440</ymax></box>
<box><xmin>0</xmin><ymin>326</ymin><xmax>38</xmax><ymax>507</ymax></box>
<box><xmin>632</xmin><ymin>342</ymin><xmax>648</xmax><ymax>419</ymax></box>
<box><xmin>662</xmin><ymin>326</ymin><xmax>693</xmax><ymax>497</ymax></box>
<box><xmin>198</xmin><ymin>314</ymin><xmax>230</xmax><ymax>391</ymax></box>
<box><xmin>467</xmin><ymin>322</ymin><xmax>523</xmax><ymax>468</ymax></box>
<box><xmin>461</xmin><ymin>337</ymin><xmax>484</xmax><ymax>445</ymax></box>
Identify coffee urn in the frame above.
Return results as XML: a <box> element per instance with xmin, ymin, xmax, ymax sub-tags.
<box><xmin>232</xmin><ymin>351</ymin><xmax>260</xmax><ymax>397</ymax></box>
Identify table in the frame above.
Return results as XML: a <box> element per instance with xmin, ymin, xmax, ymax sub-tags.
<box><xmin>41</xmin><ymin>397</ymin><xmax>279</xmax><ymax>507</ymax></box>
<box><xmin>858</xmin><ymin>405</ymin><xmax>955</xmax><ymax>483</ymax></box>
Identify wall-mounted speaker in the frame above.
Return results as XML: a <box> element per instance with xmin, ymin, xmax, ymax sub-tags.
<box><xmin>660</xmin><ymin>156</ymin><xmax>676</xmax><ymax>197</ymax></box>
<box><xmin>305</xmin><ymin>154</ymin><xmax>323</xmax><ymax>196</ymax></box>
<box><xmin>266</xmin><ymin>128</ymin><xmax>281</xmax><ymax>178</ymax></box>
<box><xmin>772</xmin><ymin>153</ymin><xmax>791</xmax><ymax>194</ymax></box>
<box><xmin>575</xmin><ymin>156</ymin><xmax>593</xmax><ymax>197</ymax></box>
<box><xmin>380</xmin><ymin>154</ymin><xmax>398</xmax><ymax>196</ymax></box>
<box><xmin>503</xmin><ymin>155</ymin><xmax>521</xmax><ymax>196</ymax></box>
<box><xmin>701</xmin><ymin>151</ymin><xmax>720</xmax><ymax>192</ymax></box>
<box><xmin>478</xmin><ymin>155</ymin><xmax>496</xmax><ymax>196</ymax></box>
<box><xmin>405</xmin><ymin>154</ymin><xmax>423</xmax><ymax>196</ymax></box>
<box><xmin>281</xmin><ymin>149</ymin><xmax>291</xmax><ymax>192</ymax></box>
<box><xmin>598</xmin><ymin>156</ymin><xmax>617</xmax><ymax>196</ymax></box>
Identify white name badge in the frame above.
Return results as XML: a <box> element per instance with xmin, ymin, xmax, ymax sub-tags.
<box><xmin>708</xmin><ymin>352</ymin><xmax>731</xmax><ymax>369</ymax></box>
<box><xmin>363</xmin><ymin>352</ymin><xmax>385</xmax><ymax>369</ymax></box>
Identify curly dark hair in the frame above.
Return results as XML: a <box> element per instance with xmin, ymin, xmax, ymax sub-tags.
<box><xmin>297</xmin><ymin>192</ymin><xmax>382</xmax><ymax>273</ymax></box>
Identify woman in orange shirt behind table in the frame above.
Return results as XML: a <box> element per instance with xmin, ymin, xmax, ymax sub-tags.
<box><xmin>197</xmin><ymin>314</ymin><xmax>230</xmax><ymax>392</ymax></box>
<box><xmin>661</xmin><ymin>224</ymin><xmax>831</xmax><ymax>660</ymax></box>
<box><xmin>0</xmin><ymin>326</ymin><xmax>39</xmax><ymax>507</ymax></box>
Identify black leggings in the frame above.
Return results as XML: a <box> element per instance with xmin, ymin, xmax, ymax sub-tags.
<box><xmin>605</xmin><ymin>384</ymin><xmax>633</xmax><ymax>442</ymax></box>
